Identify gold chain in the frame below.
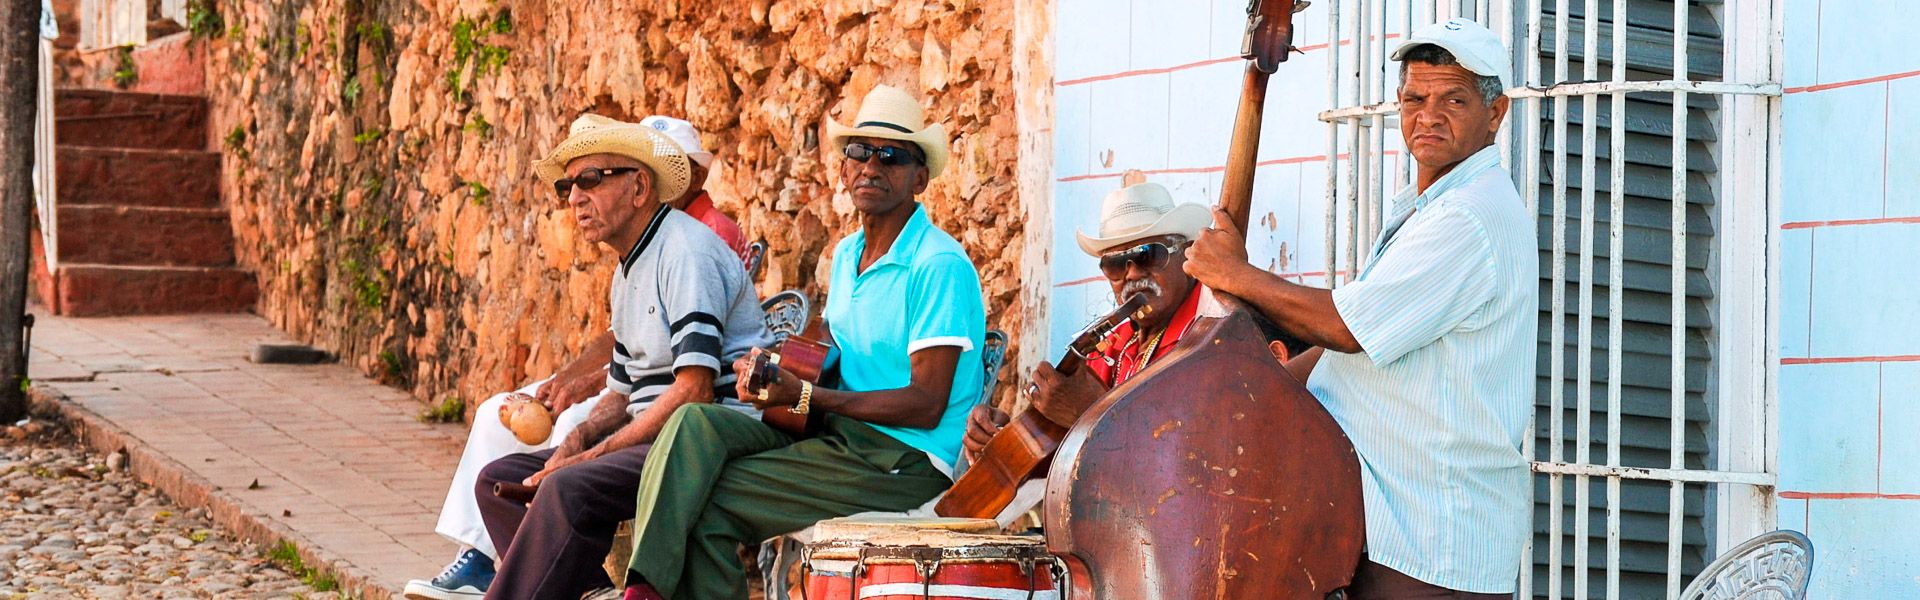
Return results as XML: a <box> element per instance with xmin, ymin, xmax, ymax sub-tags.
<box><xmin>1124</xmin><ymin>327</ymin><xmax>1168</xmax><ymax>381</ymax></box>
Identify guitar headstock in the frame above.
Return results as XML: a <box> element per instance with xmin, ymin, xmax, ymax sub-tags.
<box><xmin>1241</xmin><ymin>0</ymin><xmax>1310</xmax><ymax>74</ymax></box>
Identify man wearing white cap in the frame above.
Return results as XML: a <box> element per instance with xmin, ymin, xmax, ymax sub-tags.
<box><xmin>637</xmin><ymin>115</ymin><xmax>753</xmax><ymax>265</ymax></box>
<box><xmin>415</xmin><ymin>115</ymin><xmax>771</xmax><ymax>600</ymax></box>
<box><xmin>616</xmin><ymin>84</ymin><xmax>986</xmax><ymax>600</ymax></box>
<box><xmin>961</xmin><ymin>181</ymin><xmax>1307</xmax><ymax>464</ymax></box>
<box><xmin>1187</xmin><ymin>18</ymin><xmax>1534</xmax><ymax>598</ymax></box>
<box><xmin>405</xmin><ymin>115</ymin><xmax>762</xmax><ymax>599</ymax></box>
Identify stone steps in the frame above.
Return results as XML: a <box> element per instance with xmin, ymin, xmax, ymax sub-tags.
<box><xmin>46</xmin><ymin>264</ymin><xmax>258</xmax><ymax>317</ymax></box>
<box><xmin>56</xmin><ymin>146</ymin><xmax>222</xmax><ymax>208</ymax></box>
<box><xmin>33</xmin><ymin>88</ymin><xmax>256</xmax><ymax>316</ymax></box>
<box><xmin>54</xmin><ymin>89</ymin><xmax>209</xmax><ymax>152</ymax></box>
<box><xmin>55</xmin><ymin>205</ymin><xmax>237</xmax><ymax>267</ymax></box>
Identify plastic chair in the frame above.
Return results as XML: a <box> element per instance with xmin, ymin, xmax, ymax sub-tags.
<box><xmin>1679</xmin><ymin>529</ymin><xmax>1814</xmax><ymax>600</ymax></box>
<box><xmin>760</xmin><ymin>290</ymin><xmax>810</xmax><ymax>345</ymax></box>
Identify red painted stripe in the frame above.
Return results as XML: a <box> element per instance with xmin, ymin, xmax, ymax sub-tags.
<box><xmin>1785</xmin><ymin>68</ymin><xmax>1920</xmax><ymax>94</ymax></box>
<box><xmin>1056</xmin><ymin>34</ymin><xmax>1403</xmax><ymax>87</ymax></box>
<box><xmin>1059</xmin><ymin>152</ymin><xmax>1380</xmax><ymax>183</ymax></box>
<box><xmin>1779</xmin><ymin>491</ymin><xmax>1920</xmax><ymax>501</ymax></box>
<box><xmin>1781</xmin><ymin>355</ymin><xmax>1920</xmax><ymax>365</ymax></box>
<box><xmin>1780</xmin><ymin>216</ymin><xmax>1920</xmax><ymax>230</ymax></box>
<box><xmin>1053</xmin><ymin>275</ymin><xmax>1107</xmax><ymax>288</ymax></box>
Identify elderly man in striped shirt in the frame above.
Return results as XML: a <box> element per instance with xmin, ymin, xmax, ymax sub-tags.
<box><xmin>1186</xmin><ymin>18</ymin><xmax>1536</xmax><ymax>599</ymax></box>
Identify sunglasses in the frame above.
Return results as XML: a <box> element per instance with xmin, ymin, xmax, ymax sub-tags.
<box><xmin>1098</xmin><ymin>242</ymin><xmax>1184</xmax><ymax>279</ymax></box>
<box><xmin>554</xmin><ymin>167</ymin><xmax>640</xmax><ymax>200</ymax></box>
<box><xmin>843</xmin><ymin>142</ymin><xmax>923</xmax><ymax>167</ymax></box>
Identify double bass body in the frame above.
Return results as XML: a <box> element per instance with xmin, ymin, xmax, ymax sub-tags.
<box><xmin>1044</xmin><ymin>307</ymin><xmax>1365</xmax><ymax>598</ymax></box>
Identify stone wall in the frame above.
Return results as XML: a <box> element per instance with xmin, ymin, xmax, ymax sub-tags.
<box><xmin>190</xmin><ymin>0</ymin><xmax>1026</xmax><ymax>412</ymax></box>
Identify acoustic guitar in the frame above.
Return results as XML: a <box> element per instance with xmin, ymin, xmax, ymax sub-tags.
<box><xmin>746</xmin><ymin>333</ymin><xmax>832</xmax><ymax>437</ymax></box>
<box><xmin>934</xmin><ymin>294</ymin><xmax>1152</xmax><ymax>519</ymax></box>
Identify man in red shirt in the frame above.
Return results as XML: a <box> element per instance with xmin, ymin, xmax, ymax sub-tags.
<box><xmin>962</xmin><ymin>182</ymin><xmax>1306</xmax><ymax>459</ymax></box>
<box><xmin>638</xmin><ymin>116</ymin><xmax>753</xmax><ymax>266</ymax></box>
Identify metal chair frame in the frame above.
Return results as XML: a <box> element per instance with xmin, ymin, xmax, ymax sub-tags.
<box><xmin>1679</xmin><ymin>530</ymin><xmax>1815</xmax><ymax>600</ymax></box>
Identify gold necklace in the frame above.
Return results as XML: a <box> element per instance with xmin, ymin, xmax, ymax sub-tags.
<box><xmin>1125</xmin><ymin>327</ymin><xmax>1168</xmax><ymax>381</ymax></box>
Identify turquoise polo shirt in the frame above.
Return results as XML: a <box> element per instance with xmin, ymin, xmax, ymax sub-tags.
<box><xmin>824</xmin><ymin>204</ymin><xmax>986</xmax><ymax>474</ymax></box>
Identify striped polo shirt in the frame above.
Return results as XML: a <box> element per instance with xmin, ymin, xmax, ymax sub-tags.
<box><xmin>1307</xmin><ymin>145</ymin><xmax>1538</xmax><ymax>593</ymax></box>
<box><xmin>607</xmin><ymin>206</ymin><xmax>773</xmax><ymax>415</ymax></box>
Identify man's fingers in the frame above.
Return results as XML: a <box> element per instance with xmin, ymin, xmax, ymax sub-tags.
<box><xmin>1209</xmin><ymin>207</ymin><xmax>1243</xmax><ymax>236</ymax></box>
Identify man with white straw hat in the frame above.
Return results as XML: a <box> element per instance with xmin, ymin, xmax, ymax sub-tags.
<box><xmin>1186</xmin><ymin>17</ymin><xmax>1532</xmax><ymax>599</ymax></box>
<box><xmin>615</xmin><ymin>84</ymin><xmax>985</xmax><ymax>600</ymax></box>
<box><xmin>959</xmin><ymin>181</ymin><xmax>1308</xmax><ymax>506</ymax></box>
<box><xmin>637</xmin><ymin>115</ymin><xmax>753</xmax><ymax>265</ymax></box>
<box><xmin>413</xmin><ymin>114</ymin><xmax>772</xmax><ymax>600</ymax></box>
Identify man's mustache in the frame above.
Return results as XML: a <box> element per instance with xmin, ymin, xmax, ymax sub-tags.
<box><xmin>1122</xmin><ymin>279</ymin><xmax>1162</xmax><ymax>299</ymax></box>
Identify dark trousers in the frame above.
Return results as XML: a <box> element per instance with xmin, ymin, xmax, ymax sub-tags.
<box><xmin>475</xmin><ymin>444</ymin><xmax>653</xmax><ymax>600</ymax></box>
<box><xmin>1347</xmin><ymin>559</ymin><xmax>1512</xmax><ymax>600</ymax></box>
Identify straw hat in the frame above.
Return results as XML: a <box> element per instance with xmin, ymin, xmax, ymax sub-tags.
<box><xmin>824</xmin><ymin>84</ymin><xmax>950</xmax><ymax>178</ymax></box>
<box><xmin>533</xmin><ymin>114</ymin><xmax>692</xmax><ymax>203</ymax></box>
<box><xmin>1075</xmin><ymin>182</ymin><xmax>1212</xmax><ymax>256</ymax></box>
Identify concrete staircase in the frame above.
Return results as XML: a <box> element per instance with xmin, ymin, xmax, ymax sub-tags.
<box><xmin>32</xmin><ymin>89</ymin><xmax>256</xmax><ymax>316</ymax></box>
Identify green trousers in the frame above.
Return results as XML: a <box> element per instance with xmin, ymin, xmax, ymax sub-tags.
<box><xmin>627</xmin><ymin>403</ymin><xmax>952</xmax><ymax>600</ymax></box>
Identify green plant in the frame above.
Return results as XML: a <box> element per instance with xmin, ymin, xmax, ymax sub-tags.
<box><xmin>185</xmin><ymin>0</ymin><xmax>223</xmax><ymax>40</ymax></box>
<box><xmin>111</xmin><ymin>45</ymin><xmax>137</xmax><ymax>88</ymax></box>
<box><xmin>445</xmin><ymin>10</ymin><xmax>513</xmax><ymax>102</ymax></box>
<box><xmin>264</xmin><ymin>540</ymin><xmax>338</xmax><ymax>591</ymax></box>
<box><xmin>466</xmin><ymin>181</ymin><xmax>491</xmax><ymax>206</ymax></box>
<box><xmin>342</xmin><ymin>75</ymin><xmax>362</xmax><ymax>105</ymax></box>
<box><xmin>419</xmin><ymin>396</ymin><xmax>463</xmax><ymax>423</ymax></box>
<box><xmin>463</xmin><ymin>113</ymin><xmax>492</xmax><ymax>138</ymax></box>
<box><xmin>352</xmin><ymin>128</ymin><xmax>383</xmax><ymax>145</ymax></box>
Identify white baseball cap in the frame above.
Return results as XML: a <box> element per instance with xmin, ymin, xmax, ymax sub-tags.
<box><xmin>1391</xmin><ymin>18</ymin><xmax>1512</xmax><ymax>90</ymax></box>
<box><xmin>637</xmin><ymin>115</ymin><xmax>714</xmax><ymax>168</ymax></box>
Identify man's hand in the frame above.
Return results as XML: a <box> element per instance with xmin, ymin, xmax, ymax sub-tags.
<box><xmin>736</xmin><ymin>349</ymin><xmax>804</xmax><ymax>411</ymax></box>
<box><xmin>1030</xmin><ymin>361</ymin><xmax>1106</xmax><ymax>429</ymax></box>
<box><xmin>1185</xmin><ymin>208</ymin><xmax>1256</xmax><ymax>296</ymax></box>
<box><xmin>962</xmin><ymin>402</ymin><xmax>1011</xmax><ymax>462</ymax></box>
<box><xmin>524</xmin><ymin>446</ymin><xmax>599</xmax><ymax>488</ymax></box>
<box><xmin>536</xmin><ymin>365</ymin><xmax>605</xmax><ymax>416</ymax></box>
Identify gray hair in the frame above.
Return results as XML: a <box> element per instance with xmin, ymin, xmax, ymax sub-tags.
<box><xmin>1397</xmin><ymin>45</ymin><xmax>1504</xmax><ymax>106</ymax></box>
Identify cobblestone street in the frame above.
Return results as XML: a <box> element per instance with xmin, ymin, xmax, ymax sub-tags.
<box><xmin>0</xmin><ymin>417</ymin><xmax>330</xmax><ymax>599</ymax></box>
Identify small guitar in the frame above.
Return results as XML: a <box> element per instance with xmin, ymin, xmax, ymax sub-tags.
<box><xmin>934</xmin><ymin>294</ymin><xmax>1152</xmax><ymax>519</ymax></box>
<box><xmin>747</xmin><ymin>333</ymin><xmax>833</xmax><ymax>437</ymax></box>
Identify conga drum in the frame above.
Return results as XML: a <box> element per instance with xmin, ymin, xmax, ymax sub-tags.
<box><xmin>801</xmin><ymin>516</ymin><xmax>1063</xmax><ymax>600</ymax></box>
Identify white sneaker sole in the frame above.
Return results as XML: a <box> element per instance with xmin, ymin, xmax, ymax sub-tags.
<box><xmin>402</xmin><ymin>579</ymin><xmax>486</xmax><ymax>600</ymax></box>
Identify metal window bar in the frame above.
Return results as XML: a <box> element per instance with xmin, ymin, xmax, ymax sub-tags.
<box><xmin>1315</xmin><ymin>1</ymin><xmax>1781</xmax><ymax>597</ymax></box>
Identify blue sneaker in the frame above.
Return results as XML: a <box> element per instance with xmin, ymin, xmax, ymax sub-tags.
<box><xmin>403</xmin><ymin>548</ymin><xmax>494</xmax><ymax>600</ymax></box>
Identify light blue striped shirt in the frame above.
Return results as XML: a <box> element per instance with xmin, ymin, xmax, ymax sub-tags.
<box><xmin>1306</xmin><ymin>146</ymin><xmax>1537</xmax><ymax>593</ymax></box>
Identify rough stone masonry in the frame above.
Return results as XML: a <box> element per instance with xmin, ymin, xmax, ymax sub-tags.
<box><xmin>185</xmin><ymin>0</ymin><xmax>1025</xmax><ymax>416</ymax></box>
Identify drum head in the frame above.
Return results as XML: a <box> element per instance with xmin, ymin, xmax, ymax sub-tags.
<box><xmin>811</xmin><ymin>515</ymin><xmax>1002</xmax><ymax>543</ymax></box>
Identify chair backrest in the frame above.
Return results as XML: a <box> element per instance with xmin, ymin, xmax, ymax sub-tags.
<box><xmin>760</xmin><ymin>290</ymin><xmax>810</xmax><ymax>345</ymax></box>
<box><xmin>1679</xmin><ymin>530</ymin><xmax>1814</xmax><ymax>600</ymax></box>
<box><xmin>979</xmin><ymin>329</ymin><xmax>1009</xmax><ymax>404</ymax></box>
<box><xmin>745</xmin><ymin>241</ymin><xmax>769</xmax><ymax>280</ymax></box>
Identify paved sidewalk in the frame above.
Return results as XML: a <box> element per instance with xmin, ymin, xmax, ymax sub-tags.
<box><xmin>25</xmin><ymin>309</ymin><xmax>469</xmax><ymax>599</ymax></box>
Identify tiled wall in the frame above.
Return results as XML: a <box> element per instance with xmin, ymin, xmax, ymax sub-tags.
<box><xmin>1778</xmin><ymin>0</ymin><xmax>1920</xmax><ymax>596</ymax></box>
<box><xmin>1048</xmin><ymin>0</ymin><xmax>1409</xmax><ymax>349</ymax></box>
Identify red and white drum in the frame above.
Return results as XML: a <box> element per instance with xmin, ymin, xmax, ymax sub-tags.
<box><xmin>802</xmin><ymin>517</ymin><xmax>1062</xmax><ymax>600</ymax></box>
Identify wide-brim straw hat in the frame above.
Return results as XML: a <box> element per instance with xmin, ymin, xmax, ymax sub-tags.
<box><xmin>824</xmin><ymin>84</ymin><xmax>950</xmax><ymax>178</ymax></box>
<box><xmin>1075</xmin><ymin>182</ymin><xmax>1212</xmax><ymax>256</ymax></box>
<box><xmin>534</xmin><ymin>114</ymin><xmax>692</xmax><ymax>203</ymax></box>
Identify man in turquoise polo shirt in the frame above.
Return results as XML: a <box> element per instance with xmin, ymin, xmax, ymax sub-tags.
<box><xmin>616</xmin><ymin>84</ymin><xmax>986</xmax><ymax>600</ymax></box>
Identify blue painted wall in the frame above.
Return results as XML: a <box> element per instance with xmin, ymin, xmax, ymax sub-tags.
<box><xmin>1778</xmin><ymin>0</ymin><xmax>1920</xmax><ymax>596</ymax></box>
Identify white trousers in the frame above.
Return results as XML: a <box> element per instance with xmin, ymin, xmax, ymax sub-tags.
<box><xmin>432</xmin><ymin>378</ymin><xmax>606</xmax><ymax>559</ymax></box>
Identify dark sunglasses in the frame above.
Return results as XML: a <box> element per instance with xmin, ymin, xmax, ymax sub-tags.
<box><xmin>843</xmin><ymin>142</ymin><xmax>923</xmax><ymax>167</ymax></box>
<box><xmin>1098</xmin><ymin>242</ymin><xmax>1184</xmax><ymax>279</ymax></box>
<box><xmin>554</xmin><ymin>167</ymin><xmax>640</xmax><ymax>200</ymax></box>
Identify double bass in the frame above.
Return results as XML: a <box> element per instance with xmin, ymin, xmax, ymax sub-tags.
<box><xmin>1043</xmin><ymin>1</ymin><xmax>1367</xmax><ymax>598</ymax></box>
